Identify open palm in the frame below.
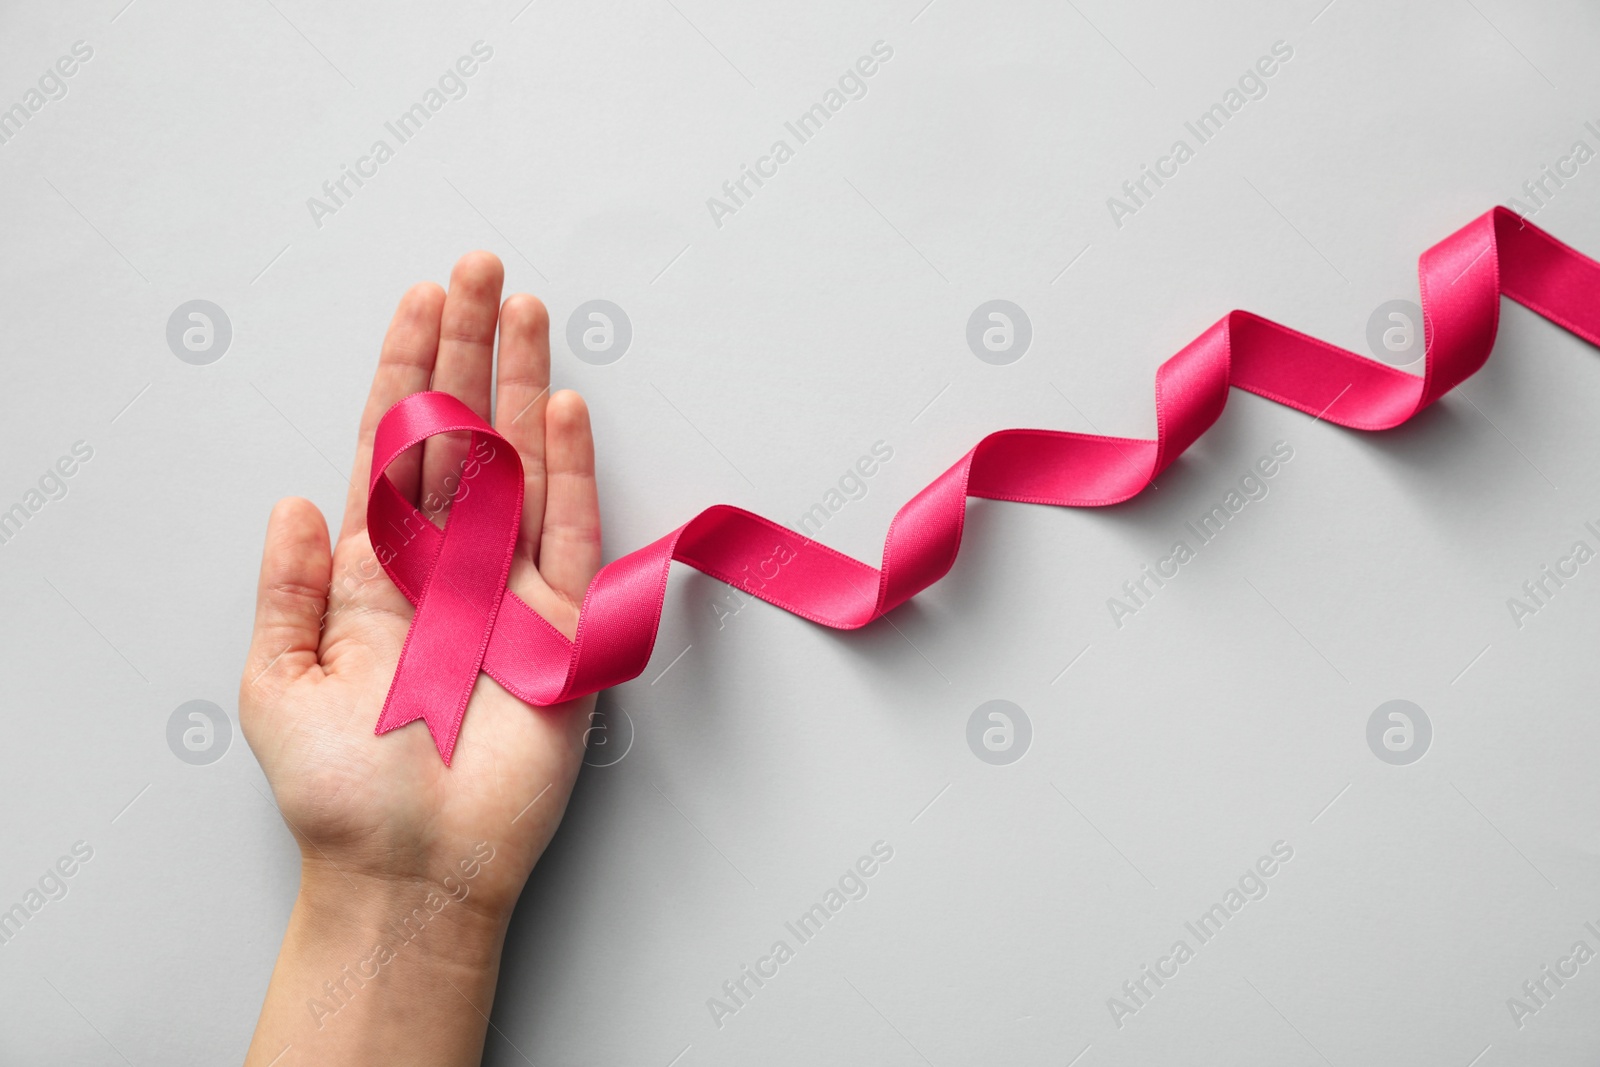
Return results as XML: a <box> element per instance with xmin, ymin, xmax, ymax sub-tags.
<box><xmin>238</xmin><ymin>252</ymin><xmax>600</xmax><ymax>918</ymax></box>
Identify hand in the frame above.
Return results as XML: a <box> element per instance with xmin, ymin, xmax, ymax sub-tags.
<box><xmin>241</xmin><ymin>253</ymin><xmax>601</xmax><ymax>1066</ymax></box>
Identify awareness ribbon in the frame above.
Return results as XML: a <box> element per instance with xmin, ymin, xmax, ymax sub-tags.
<box><xmin>368</xmin><ymin>207</ymin><xmax>1600</xmax><ymax>763</ymax></box>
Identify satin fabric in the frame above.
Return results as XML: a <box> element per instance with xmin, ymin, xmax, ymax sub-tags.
<box><xmin>366</xmin><ymin>208</ymin><xmax>1600</xmax><ymax>763</ymax></box>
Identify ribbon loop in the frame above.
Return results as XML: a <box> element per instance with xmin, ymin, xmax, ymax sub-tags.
<box><xmin>367</xmin><ymin>393</ymin><xmax>524</xmax><ymax>763</ymax></box>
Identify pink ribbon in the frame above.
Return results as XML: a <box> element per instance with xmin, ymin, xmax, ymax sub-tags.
<box><xmin>367</xmin><ymin>208</ymin><xmax>1600</xmax><ymax>763</ymax></box>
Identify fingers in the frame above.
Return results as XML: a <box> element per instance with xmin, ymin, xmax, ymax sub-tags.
<box><xmin>539</xmin><ymin>391</ymin><xmax>602</xmax><ymax>608</ymax></box>
<box><xmin>338</xmin><ymin>282</ymin><xmax>445</xmax><ymax>542</ymax></box>
<box><xmin>246</xmin><ymin>498</ymin><xmax>332</xmax><ymax>693</ymax></box>
<box><xmin>492</xmin><ymin>294</ymin><xmax>552</xmax><ymax>563</ymax></box>
<box><xmin>421</xmin><ymin>252</ymin><xmax>503</xmax><ymax>517</ymax></box>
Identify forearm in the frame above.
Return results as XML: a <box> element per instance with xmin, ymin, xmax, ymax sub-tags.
<box><xmin>244</xmin><ymin>863</ymin><xmax>510</xmax><ymax>1067</ymax></box>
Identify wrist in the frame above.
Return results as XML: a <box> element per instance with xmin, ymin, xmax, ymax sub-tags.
<box><xmin>245</xmin><ymin>862</ymin><xmax>511</xmax><ymax>1064</ymax></box>
<box><xmin>244</xmin><ymin>866</ymin><xmax>510</xmax><ymax>1066</ymax></box>
<box><xmin>295</xmin><ymin>853</ymin><xmax>511</xmax><ymax>974</ymax></box>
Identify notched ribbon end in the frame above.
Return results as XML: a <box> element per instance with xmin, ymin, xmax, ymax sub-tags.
<box><xmin>374</xmin><ymin>698</ymin><xmax>463</xmax><ymax>766</ymax></box>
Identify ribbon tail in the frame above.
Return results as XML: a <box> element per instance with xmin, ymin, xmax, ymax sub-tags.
<box><xmin>375</xmin><ymin>693</ymin><xmax>468</xmax><ymax>764</ymax></box>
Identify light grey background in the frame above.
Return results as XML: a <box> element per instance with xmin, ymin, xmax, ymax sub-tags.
<box><xmin>2</xmin><ymin>0</ymin><xmax>1599</xmax><ymax>1063</ymax></box>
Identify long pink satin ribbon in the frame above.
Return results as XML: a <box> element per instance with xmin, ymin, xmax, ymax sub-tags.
<box><xmin>368</xmin><ymin>207</ymin><xmax>1600</xmax><ymax>763</ymax></box>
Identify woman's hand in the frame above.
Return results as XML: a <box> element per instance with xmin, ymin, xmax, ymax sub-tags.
<box><xmin>241</xmin><ymin>252</ymin><xmax>601</xmax><ymax>1066</ymax></box>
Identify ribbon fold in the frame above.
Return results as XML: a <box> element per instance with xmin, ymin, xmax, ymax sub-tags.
<box><xmin>366</xmin><ymin>208</ymin><xmax>1600</xmax><ymax>763</ymax></box>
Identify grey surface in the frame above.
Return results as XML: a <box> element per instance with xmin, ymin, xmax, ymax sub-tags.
<box><xmin>2</xmin><ymin>0</ymin><xmax>1599</xmax><ymax>1064</ymax></box>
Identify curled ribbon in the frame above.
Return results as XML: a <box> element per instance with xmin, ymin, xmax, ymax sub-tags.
<box><xmin>368</xmin><ymin>207</ymin><xmax>1600</xmax><ymax>763</ymax></box>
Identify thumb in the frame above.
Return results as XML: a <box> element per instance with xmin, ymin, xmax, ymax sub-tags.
<box><xmin>244</xmin><ymin>497</ymin><xmax>332</xmax><ymax>694</ymax></box>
